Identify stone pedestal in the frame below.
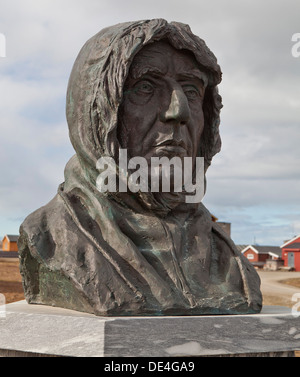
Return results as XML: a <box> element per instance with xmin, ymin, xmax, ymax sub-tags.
<box><xmin>0</xmin><ymin>300</ymin><xmax>299</xmax><ymax>357</ymax></box>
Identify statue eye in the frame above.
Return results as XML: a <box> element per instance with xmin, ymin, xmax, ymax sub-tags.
<box><xmin>124</xmin><ymin>80</ymin><xmax>154</xmax><ymax>105</ymax></box>
<box><xmin>135</xmin><ymin>80</ymin><xmax>154</xmax><ymax>94</ymax></box>
<box><xmin>183</xmin><ymin>85</ymin><xmax>200</xmax><ymax>100</ymax></box>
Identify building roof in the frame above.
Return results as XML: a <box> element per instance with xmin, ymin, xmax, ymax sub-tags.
<box><xmin>236</xmin><ymin>245</ymin><xmax>248</xmax><ymax>252</ymax></box>
<box><xmin>283</xmin><ymin>242</ymin><xmax>300</xmax><ymax>250</ymax></box>
<box><xmin>281</xmin><ymin>235</ymin><xmax>300</xmax><ymax>248</ymax></box>
<box><xmin>241</xmin><ymin>245</ymin><xmax>281</xmax><ymax>257</ymax></box>
<box><xmin>3</xmin><ymin>234</ymin><xmax>19</xmax><ymax>242</ymax></box>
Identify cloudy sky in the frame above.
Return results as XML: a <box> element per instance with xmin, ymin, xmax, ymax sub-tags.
<box><xmin>0</xmin><ymin>0</ymin><xmax>299</xmax><ymax>246</ymax></box>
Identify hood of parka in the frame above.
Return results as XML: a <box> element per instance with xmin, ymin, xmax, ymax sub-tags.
<box><xmin>66</xmin><ymin>19</ymin><xmax>222</xmax><ymax>188</ymax></box>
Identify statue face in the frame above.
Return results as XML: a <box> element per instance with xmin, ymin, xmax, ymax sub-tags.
<box><xmin>119</xmin><ymin>41</ymin><xmax>206</xmax><ymax>166</ymax></box>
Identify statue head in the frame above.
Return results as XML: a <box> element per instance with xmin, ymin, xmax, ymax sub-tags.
<box><xmin>66</xmin><ymin>19</ymin><xmax>222</xmax><ymax>190</ymax></box>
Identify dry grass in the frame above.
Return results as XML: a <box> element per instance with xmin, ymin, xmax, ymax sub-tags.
<box><xmin>0</xmin><ymin>258</ymin><xmax>24</xmax><ymax>303</ymax></box>
<box><xmin>279</xmin><ymin>278</ymin><xmax>300</xmax><ymax>289</ymax></box>
<box><xmin>262</xmin><ymin>293</ymin><xmax>297</xmax><ymax>308</ymax></box>
<box><xmin>261</xmin><ymin>278</ymin><xmax>300</xmax><ymax>308</ymax></box>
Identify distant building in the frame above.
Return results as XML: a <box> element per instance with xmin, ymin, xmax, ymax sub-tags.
<box><xmin>235</xmin><ymin>245</ymin><xmax>248</xmax><ymax>253</ymax></box>
<box><xmin>281</xmin><ymin>235</ymin><xmax>300</xmax><ymax>271</ymax></box>
<box><xmin>241</xmin><ymin>245</ymin><xmax>282</xmax><ymax>269</ymax></box>
<box><xmin>2</xmin><ymin>234</ymin><xmax>19</xmax><ymax>252</ymax></box>
<box><xmin>216</xmin><ymin>222</ymin><xmax>231</xmax><ymax>237</ymax></box>
<box><xmin>211</xmin><ymin>215</ymin><xmax>231</xmax><ymax>237</ymax></box>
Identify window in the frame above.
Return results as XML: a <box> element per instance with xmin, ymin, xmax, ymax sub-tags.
<box><xmin>247</xmin><ymin>254</ymin><xmax>254</xmax><ymax>260</ymax></box>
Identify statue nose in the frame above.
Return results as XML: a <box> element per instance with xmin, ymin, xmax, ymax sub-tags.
<box><xmin>160</xmin><ymin>89</ymin><xmax>191</xmax><ymax>125</ymax></box>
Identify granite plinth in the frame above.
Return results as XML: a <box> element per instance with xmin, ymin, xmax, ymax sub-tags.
<box><xmin>0</xmin><ymin>301</ymin><xmax>299</xmax><ymax>357</ymax></box>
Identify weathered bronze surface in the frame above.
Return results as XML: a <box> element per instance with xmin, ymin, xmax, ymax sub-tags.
<box><xmin>18</xmin><ymin>19</ymin><xmax>262</xmax><ymax>316</ymax></box>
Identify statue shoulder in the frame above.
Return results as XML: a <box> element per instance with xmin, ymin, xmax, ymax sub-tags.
<box><xmin>211</xmin><ymin>221</ymin><xmax>240</xmax><ymax>256</ymax></box>
<box><xmin>210</xmin><ymin>220</ymin><xmax>262</xmax><ymax>312</ymax></box>
<box><xmin>19</xmin><ymin>194</ymin><xmax>65</xmax><ymax>240</ymax></box>
<box><xmin>18</xmin><ymin>193</ymin><xmax>69</xmax><ymax>263</ymax></box>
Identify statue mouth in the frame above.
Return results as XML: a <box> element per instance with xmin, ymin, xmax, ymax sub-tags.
<box><xmin>155</xmin><ymin>145</ymin><xmax>187</xmax><ymax>155</ymax></box>
<box><xmin>154</xmin><ymin>140</ymin><xmax>187</xmax><ymax>155</ymax></box>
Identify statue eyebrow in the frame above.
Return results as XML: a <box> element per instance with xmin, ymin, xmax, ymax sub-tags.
<box><xmin>129</xmin><ymin>66</ymin><xmax>208</xmax><ymax>87</ymax></box>
<box><xmin>177</xmin><ymin>70</ymin><xmax>208</xmax><ymax>87</ymax></box>
<box><xmin>130</xmin><ymin>66</ymin><xmax>166</xmax><ymax>80</ymax></box>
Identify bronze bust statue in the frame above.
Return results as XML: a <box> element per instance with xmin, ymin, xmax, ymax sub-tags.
<box><xmin>18</xmin><ymin>19</ymin><xmax>262</xmax><ymax>316</ymax></box>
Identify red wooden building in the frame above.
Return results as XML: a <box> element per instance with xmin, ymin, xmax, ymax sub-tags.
<box><xmin>241</xmin><ymin>245</ymin><xmax>282</xmax><ymax>268</ymax></box>
<box><xmin>281</xmin><ymin>235</ymin><xmax>300</xmax><ymax>271</ymax></box>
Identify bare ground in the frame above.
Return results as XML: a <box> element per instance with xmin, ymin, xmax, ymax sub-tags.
<box><xmin>257</xmin><ymin>270</ymin><xmax>300</xmax><ymax>308</ymax></box>
<box><xmin>0</xmin><ymin>258</ymin><xmax>24</xmax><ymax>303</ymax></box>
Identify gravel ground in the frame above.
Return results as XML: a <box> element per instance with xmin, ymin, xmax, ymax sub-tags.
<box><xmin>257</xmin><ymin>270</ymin><xmax>300</xmax><ymax>308</ymax></box>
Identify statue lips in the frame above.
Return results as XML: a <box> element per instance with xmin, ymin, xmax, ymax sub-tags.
<box><xmin>154</xmin><ymin>139</ymin><xmax>188</xmax><ymax>157</ymax></box>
